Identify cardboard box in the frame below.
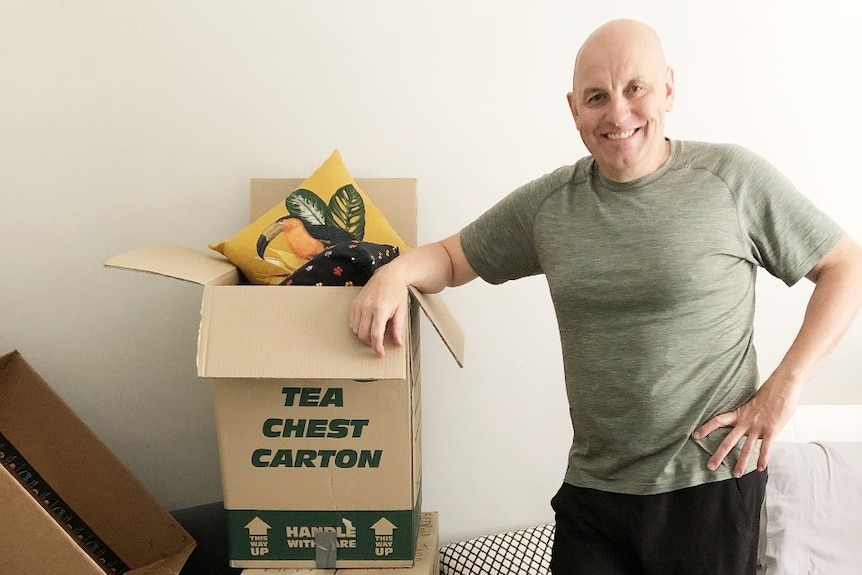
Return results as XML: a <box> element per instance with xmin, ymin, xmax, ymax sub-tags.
<box><xmin>0</xmin><ymin>350</ymin><xmax>196</xmax><ymax>575</ymax></box>
<box><xmin>239</xmin><ymin>511</ymin><xmax>440</xmax><ymax>575</ymax></box>
<box><xmin>105</xmin><ymin>179</ymin><xmax>463</xmax><ymax>569</ymax></box>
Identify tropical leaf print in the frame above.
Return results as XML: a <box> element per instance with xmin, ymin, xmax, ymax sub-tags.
<box><xmin>327</xmin><ymin>184</ymin><xmax>365</xmax><ymax>240</ymax></box>
<box><xmin>306</xmin><ymin>224</ymin><xmax>353</xmax><ymax>245</ymax></box>
<box><xmin>285</xmin><ymin>189</ymin><xmax>328</xmax><ymax>226</ymax></box>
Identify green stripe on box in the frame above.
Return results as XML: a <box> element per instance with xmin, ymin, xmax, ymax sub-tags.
<box><xmin>227</xmin><ymin>508</ymin><xmax>418</xmax><ymax>562</ymax></box>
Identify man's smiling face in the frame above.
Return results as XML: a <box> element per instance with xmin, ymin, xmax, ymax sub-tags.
<box><xmin>567</xmin><ymin>20</ymin><xmax>675</xmax><ymax>183</ymax></box>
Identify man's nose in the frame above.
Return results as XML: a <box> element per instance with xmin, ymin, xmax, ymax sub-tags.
<box><xmin>607</xmin><ymin>95</ymin><xmax>631</xmax><ymax>125</ymax></box>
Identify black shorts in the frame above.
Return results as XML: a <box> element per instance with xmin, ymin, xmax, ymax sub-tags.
<box><xmin>550</xmin><ymin>470</ymin><xmax>767</xmax><ymax>575</ymax></box>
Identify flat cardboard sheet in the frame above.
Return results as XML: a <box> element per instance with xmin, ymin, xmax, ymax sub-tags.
<box><xmin>0</xmin><ymin>350</ymin><xmax>196</xmax><ymax>575</ymax></box>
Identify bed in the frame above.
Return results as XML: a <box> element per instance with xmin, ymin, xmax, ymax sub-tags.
<box><xmin>438</xmin><ymin>405</ymin><xmax>862</xmax><ymax>575</ymax></box>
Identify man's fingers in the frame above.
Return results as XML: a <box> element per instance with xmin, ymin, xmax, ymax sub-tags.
<box><xmin>368</xmin><ymin>311</ymin><xmax>389</xmax><ymax>357</ymax></box>
<box><xmin>695</xmin><ymin>400</ymin><xmax>787</xmax><ymax>475</ymax></box>
<box><xmin>734</xmin><ymin>434</ymin><xmax>760</xmax><ymax>478</ymax></box>
<box><xmin>692</xmin><ymin>410</ymin><xmax>737</xmax><ymax>440</ymax></box>
<box><xmin>390</xmin><ymin>306</ymin><xmax>406</xmax><ymax>348</ymax></box>
<box><xmin>350</xmin><ymin>303</ymin><xmax>379</xmax><ymax>346</ymax></box>
<box><xmin>708</xmin><ymin>427</ymin><xmax>743</xmax><ymax>471</ymax></box>
<box><xmin>757</xmin><ymin>436</ymin><xmax>773</xmax><ymax>472</ymax></box>
<box><xmin>349</xmin><ymin>277</ymin><xmax>410</xmax><ymax>356</ymax></box>
<box><xmin>349</xmin><ymin>301</ymin><xmax>361</xmax><ymax>335</ymax></box>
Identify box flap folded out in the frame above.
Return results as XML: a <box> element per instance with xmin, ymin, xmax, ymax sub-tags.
<box><xmin>104</xmin><ymin>243</ymin><xmax>239</xmax><ymax>287</ymax></box>
<box><xmin>0</xmin><ymin>350</ymin><xmax>196</xmax><ymax>575</ymax></box>
<box><xmin>409</xmin><ymin>287</ymin><xmax>465</xmax><ymax>368</ymax></box>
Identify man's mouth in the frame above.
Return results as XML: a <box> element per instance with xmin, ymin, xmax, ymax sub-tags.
<box><xmin>605</xmin><ymin>128</ymin><xmax>638</xmax><ymax>140</ymax></box>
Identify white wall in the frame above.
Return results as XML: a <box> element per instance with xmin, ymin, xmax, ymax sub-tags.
<box><xmin>2</xmin><ymin>1</ymin><xmax>860</xmax><ymax>545</ymax></box>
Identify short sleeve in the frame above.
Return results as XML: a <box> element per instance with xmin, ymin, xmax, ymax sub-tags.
<box><xmin>729</xmin><ymin>146</ymin><xmax>844</xmax><ymax>286</ymax></box>
<box><xmin>460</xmin><ymin>168</ymin><xmax>573</xmax><ymax>284</ymax></box>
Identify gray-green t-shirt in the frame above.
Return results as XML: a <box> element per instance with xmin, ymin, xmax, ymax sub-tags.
<box><xmin>460</xmin><ymin>139</ymin><xmax>844</xmax><ymax>495</ymax></box>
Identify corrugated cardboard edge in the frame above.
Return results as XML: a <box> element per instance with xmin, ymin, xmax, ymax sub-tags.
<box><xmin>409</xmin><ymin>288</ymin><xmax>464</xmax><ymax>368</ymax></box>
<box><xmin>0</xmin><ymin>470</ymin><xmax>107</xmax><ymax>575</ymax></box>
<box><xmin>104</xmin><ymin>243</ymin><xmax>239</xmax><ymax>287</ymax></box>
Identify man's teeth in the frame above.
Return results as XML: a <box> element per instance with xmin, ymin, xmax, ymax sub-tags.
<box><xmin>606</xmin><ymin>129</ymin><xmax>636</xmax><ymax>140</ymax></box>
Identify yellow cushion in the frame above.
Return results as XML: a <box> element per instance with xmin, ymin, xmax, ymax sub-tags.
<box><xmin>210</xmin><ymin>149</ymin><xmax>409</xmax><ymax>285</ymax></box>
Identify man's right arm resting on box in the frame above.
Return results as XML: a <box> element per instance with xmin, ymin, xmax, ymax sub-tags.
<box><xmin>350</xmin><ymin>232</ymin><xmax>477</xmax><ymax>356</ymax></box>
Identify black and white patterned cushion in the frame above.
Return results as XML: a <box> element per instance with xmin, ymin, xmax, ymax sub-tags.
<box><xmin>439</xmin><ymin>524</ymin><xmax>554</xmax><ymax>575</ymax></box>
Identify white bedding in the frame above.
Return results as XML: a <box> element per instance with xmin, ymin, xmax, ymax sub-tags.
<box><xmin>759</xmin><ymin>405</ymin><xmax>862</xmax><ymax>575</ymax></box>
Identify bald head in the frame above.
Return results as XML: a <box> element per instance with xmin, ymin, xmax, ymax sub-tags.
<box><xmin>573</xmin><ymin>19</ymin><xmax>667</xmax><ymax>93</ymax></box>
<box><xmin>565</xmin><ymin>19</ymin><xmax>675</xmax><ymax>182</ymax></box>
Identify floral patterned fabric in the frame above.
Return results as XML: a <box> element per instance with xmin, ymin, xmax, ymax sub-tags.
<box><xmin>282</xmin><ymin>240</ymin><xmax>399</xmax><ymax>286</ymax></box>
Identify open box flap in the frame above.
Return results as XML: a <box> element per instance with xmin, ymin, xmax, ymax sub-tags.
<box><xmin>197</xmin><ymin>286</ymin><xmax>408</xmax><ymax>380</ymax></box>
<box><xmin>196</xmin><ymin>285</ymin><xmax>465</xmax><ymax>380</ymax></box>
<box><xmin>104</xmin><ymin>243</ymin><xmax>239</xmax><ymax>287</ymax></box>
<box><xmin>409</xmin><ymin>287</ymin><xmax>465</xmax><ymax>368</ymax></box>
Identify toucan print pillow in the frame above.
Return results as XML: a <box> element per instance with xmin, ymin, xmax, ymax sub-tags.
<box><xmin>210</xmin><ymin>149</ymin><xmax>409</xmax><ymax>285</ymax></box>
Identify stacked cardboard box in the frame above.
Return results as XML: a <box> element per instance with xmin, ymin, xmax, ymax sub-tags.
<box><xmin>106</xmin><ymin>178</ymin><xmax>463</xmax><ymax>569</ymax></box>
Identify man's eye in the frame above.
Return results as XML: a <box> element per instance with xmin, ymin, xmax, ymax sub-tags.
<box><xmin>586</xmin><ymin>93</ymin><xmax>605</xmax><ymax>105</ymax></box>
<box><xmin>628</xmin><ymin>84</ymin><xmax>646</xmax><ymax>96</ymax></box>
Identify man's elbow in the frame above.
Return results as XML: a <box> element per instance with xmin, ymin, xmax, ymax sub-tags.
<box><xmin>439</xmin><ymin>234</ymin><xmax>479</xmax><ymax>288</ymax></box>
<box><xmin>806</xmin><ymin>235</ymin><xmax>862</xmax><ymax>284</ymax></box>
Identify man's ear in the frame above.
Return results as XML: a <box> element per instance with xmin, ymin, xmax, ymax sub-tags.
<box><xmin>566</xmin><ymin>92</ymin><xmax>581</xmax><ymax>130</ymax></box>
<box><xmin>664</xmin><ymin>67</ymin><xmax>675</xmax><ymax>112</ymax></box>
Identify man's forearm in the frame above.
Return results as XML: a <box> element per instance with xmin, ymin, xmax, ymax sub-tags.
<box><xmin>351</xmin><ymin>232</ymin><xmax>476</xmax><ymax>355</ymax></box>
<box><xmin>769</xmin><ymin>236</ymin><xmax>862</xmax><ymax>388</ymax></box>
<box><xmin>377</xmin><ymin>233</ymin><xmax>477</xmax><ymax>293</ymax></box>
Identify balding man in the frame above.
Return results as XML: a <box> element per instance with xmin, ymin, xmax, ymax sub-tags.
<box><xmin>350</xmin><ymin>19</ymin><xmax>862</xmax><ymax>575</ymax></box>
